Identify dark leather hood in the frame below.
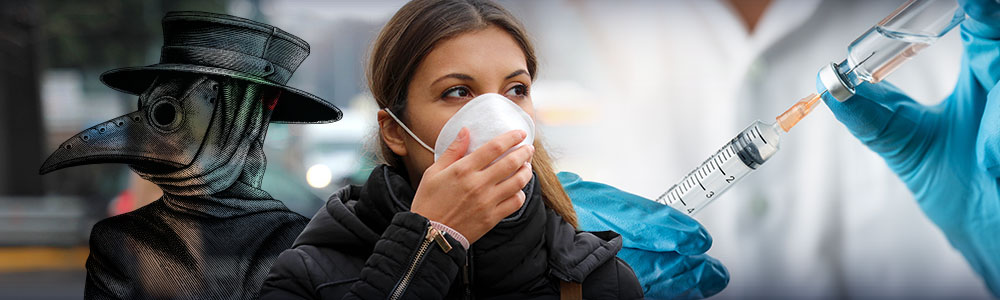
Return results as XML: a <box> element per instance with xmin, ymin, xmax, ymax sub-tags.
<box><xmin>293</xmin><ymin>165</ymin><xmax>625</xmax><ymax>287</ymax></box>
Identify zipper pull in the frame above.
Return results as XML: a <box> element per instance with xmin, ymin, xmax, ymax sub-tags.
<box><xmin>426</xmin><ymin>226</ymin><xmax>453</xmax><ymax>253</ymax></box>
<box><xmin>465</xmin><ymin>249</ymin><xmax>473</xmax><ymax>299</ymax></box>
<box><xmin>463</xmin><ymin>261</ymin><xmax>470</xmax><ymax>285</ymax></box>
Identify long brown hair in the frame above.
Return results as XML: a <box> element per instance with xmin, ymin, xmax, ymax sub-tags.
<box><xmin>368</xmin><ymin>0</ymin><xmax>578</xmax><ymax>228</ymax></box>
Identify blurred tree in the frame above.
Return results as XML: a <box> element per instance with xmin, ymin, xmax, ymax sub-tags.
<box><xmin>41</xmin><ymin>0</ymin><xmax>229</xmax><ymax>70</ymax></box>
<box><xmin>0</xmin><ymin>0</ymin><xmax>45</xmax><ymax>196</ymax></box>
<box><xmin>0</xmin><ymin>0</ymin><xmax>230</xmax><ymax>198</ymax></box>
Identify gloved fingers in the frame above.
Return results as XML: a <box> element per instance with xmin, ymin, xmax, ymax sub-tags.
<box><xmin>670</xmin><ymin>254</ymin><xmax>729</xmax><ymax>300</ymax></box>
<box><xmin>561</xmin><ymin>172</ymin><xmax>713</xmax><ymax>254</ymax></box>
<box><xmin>661</xmin><ymin>212</ymin><xmax>713</xmax><ymax>256</ymax></box>
<box><xmin>586</xmin><ymin>207</ymin><xmax>712</xmax><ymax>255</ymax></box>
<box><xmin>976</xmin><ymin>82</ymin><xmax>1000</xmax><ymax>177</ymax></box>
<box><xmin>818</xmin><ymin>77</ymin><xmax>936</xmax><ymax>164</ymax></box>
<box><xmin>959</xmin><ymin>11</ymin><xmax>1000</xmax><ymax>91</ymax></box>
<box><xmin>958</xmin><ymin>0</ymin><xmax>1000</xmax><ymax>39</ymax></box>
<box><xmin>601</xmin><ymin>200</ymin><xmax>711</xmax><ymax>255</ymax></box>
<box><xmin>618</xmin><ymin>248</ymin><xmax>729</xmax><ymax>300</ymax></box>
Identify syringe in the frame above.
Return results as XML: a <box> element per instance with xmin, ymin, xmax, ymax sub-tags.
<box><xmin>654</xmin><ymin>93</ymin><xmax>823</xmax><ymax>215</ymax></box>
<box><xmin>656</xmin><ymin>0</ymin><xmax>965</xmax><ymax>215</ymax></box>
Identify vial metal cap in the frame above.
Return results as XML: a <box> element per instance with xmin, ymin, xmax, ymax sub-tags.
<box><xmin>819</xmin><ymin>62</ymin><xmax>855</xmax><ymax>102</ymax></box>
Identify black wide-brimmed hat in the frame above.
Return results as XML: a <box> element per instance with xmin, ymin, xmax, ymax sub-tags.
<box><xmin>101</xmin><ymin>11</ymin><xmax>341</xmax><ymax>123</ymax></box>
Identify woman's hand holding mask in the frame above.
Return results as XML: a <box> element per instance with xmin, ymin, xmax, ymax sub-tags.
<box><xmin>411</xmin><ymin>128</ymin><xmax>534</xmax><ymax>243</ymax></box>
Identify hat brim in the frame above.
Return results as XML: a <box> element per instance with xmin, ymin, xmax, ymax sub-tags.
<box><xmin>101</xmin><ymin>64</ymin><xmax>342</xmax><ymax>124</ymax></box>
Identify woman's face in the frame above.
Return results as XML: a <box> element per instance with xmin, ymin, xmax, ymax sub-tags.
<box><xmin>379</xmin><ymin>25</ymin><xmax>534</xmax><ymax>184</ymax></box>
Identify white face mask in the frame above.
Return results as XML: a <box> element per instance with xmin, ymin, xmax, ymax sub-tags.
<box><xmin>383</xmin><ymin>93</ymin><xmax>535</xmax><ymax>162</ymax></box>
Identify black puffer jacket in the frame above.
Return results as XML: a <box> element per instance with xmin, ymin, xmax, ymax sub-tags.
<box><xmin>260</xmin><ymin>165</ymin><xmax>643</xmax><ymax>299</ymax></box>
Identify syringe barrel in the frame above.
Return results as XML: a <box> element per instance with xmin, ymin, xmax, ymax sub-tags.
<box><xmin>820</xmin><ymin>0</ymin><xmax>965</xmax><ymax>102</ymax></box>
<box><xmin>656</xmin><ymin>121</ymin><xmax>782</xmax><ymax>215</ymax></box>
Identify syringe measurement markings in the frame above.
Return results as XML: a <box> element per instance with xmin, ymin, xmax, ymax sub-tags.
<box><xmin>670</xmin><ymin>189</ymin><xmax>685</xmax><ymax>206</ymax></box>
<box><xmin>694</xmin><ymin>166</ymin><xmax>711</xmax><ymax>192</ymax></box>
<box><xmin>753</xmin><ymin>125</ymin><xmax>767</xmax><ymax>144</ymax></box>
<box><xmin>695</xmin><ymin>162</ymin><xmax>711</xmax><ymax>190</ymax></box>
<box><xmin>713</xmin><ymin>157</ymin><xmax>726</xmax><ymax>175</ymax></box>
<box><xmin>660</xmin><ymin>141</ymin><xmax>744</xmax><ymax>209</ymax></box>
<box><xmin>659</xmin><ymin>184</ymin><xmax>685</xmax><ymax>206</ymax></box>
<box><xmin>722</xmin><ymin>144</ymin><xmax>735</xmax><ymax>160</ymax></box>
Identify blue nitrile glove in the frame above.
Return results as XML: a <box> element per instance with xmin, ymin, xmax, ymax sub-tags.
<box><xmin>558</xmin><ymin>172</ymin><xmax>729</xmax><ymax>300</ymax></box>
<box><xmin>818</xmin><ymin>1</ymin><xmax>1000</xmax><ymax>294</ymax></box>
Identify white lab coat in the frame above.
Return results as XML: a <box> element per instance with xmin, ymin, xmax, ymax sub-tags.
<box><xmin>504</xmin><ymin>0</ymin><xmax>992</xmax><ymax>298</ymax></box>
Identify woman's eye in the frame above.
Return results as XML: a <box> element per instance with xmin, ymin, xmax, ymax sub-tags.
<box><xmin>505</xmin><ymin>84</ymin><xmax>529</xmax><ymax>98</ymax></box>
<box><xmin>442</xmin><ymin>87</ymin><xmax>473</xmax><ymax>100</ymax></box>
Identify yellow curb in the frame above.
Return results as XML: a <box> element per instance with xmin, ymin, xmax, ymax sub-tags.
<box><xmin>0</xmin><ymin>247</ymin><xmax>88</xmax><ymax>272</ymax></box>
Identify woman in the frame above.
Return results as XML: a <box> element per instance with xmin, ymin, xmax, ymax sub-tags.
<box><xmin>260</xmin><ymin>0</ymin><xmax>643</xmax><ymax>299</ymax></box>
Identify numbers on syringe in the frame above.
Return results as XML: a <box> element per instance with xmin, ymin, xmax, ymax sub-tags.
<box><xmin>658</xmin><ymin>144</ymin><xmax>741</xmax><ymax>208</ymax></box>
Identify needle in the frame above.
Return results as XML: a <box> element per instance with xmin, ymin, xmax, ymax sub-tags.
<box><xmin>775</xmin><ymin>90</ymin><xmax>828</xmax><ymax>132</ymax></box>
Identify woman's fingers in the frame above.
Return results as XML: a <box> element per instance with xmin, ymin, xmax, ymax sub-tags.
<box><xmin>494</xmin><ymin>190</ymin><xmax>527</xmax><ymax>219</ymax></box>
<box><xmin>459</xmin><ymin>130</ymin><xmax>527</xmax><ymax>171</ymax></box>
<box><xmin>435</xmin><ymin>127</ymin><xmax>471</xmax><ymax>167</ymax></box>
<box><xmin>483</xmin><ymin>144</ymin><xmax>534</xmax><ymax>184</ymax></box>
<box><xmin>414</xmin><ymin>129</ymin><xmax>533</xmax><ymax>243</ymax></box>
<box><xmin>495</xmin><ymin>162</ymin><xmax>533</xmax><ymax>200</ymax></box>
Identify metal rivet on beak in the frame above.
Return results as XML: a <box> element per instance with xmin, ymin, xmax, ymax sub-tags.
<box><xmin>65</xmin><ymin>144</ymin><xmax>72</xmax><ymax>150</ymax></box>
<box><xmin>81</xmin><ymin>135</ymin><xmax>89</xmax><ymax>141</ymax></box>
<box><xmin>116</xmin><ymin>121</ymin><xmax>124</xmax><ymax>126</ymax></box>
<box><xmin>99</xmin><ymin>127</ymin><xmax>106</xmax><ymax>133</ymax></box>
<box><xmin>133</xmin><ymin>116</ymin><xmax>141</xmax><ymax>122</ymax></box>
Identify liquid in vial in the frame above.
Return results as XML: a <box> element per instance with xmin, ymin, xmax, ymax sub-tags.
<box><xmin>847</xmin><ymin>26</ymin><xmax>934</xmax><ymax>83</ymax></box>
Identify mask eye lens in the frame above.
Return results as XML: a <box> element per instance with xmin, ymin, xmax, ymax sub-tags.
<box><xmin>148</xmin><ymin>97</ymin><xmax>183</xmax><ymax>131</ymax></box>
<box><xmin>152</xmin><ymin>102</ymin><xmax>176</xmax><ymax>125</ymax></box>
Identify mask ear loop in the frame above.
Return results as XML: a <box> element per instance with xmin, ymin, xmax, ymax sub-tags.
<box><xmin>382</xmin><ymin>108</ymin><xmax>435</xmax><ymax>153</ymax></box>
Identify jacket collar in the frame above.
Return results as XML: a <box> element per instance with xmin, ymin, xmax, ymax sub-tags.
<box><xmin>158</xmin><ymin>180</ymin><xmax>292</xmax><ymax>218</ymax></box>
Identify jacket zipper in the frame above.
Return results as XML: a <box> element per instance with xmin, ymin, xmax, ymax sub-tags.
<box><xmin>389</xmin><ymin>225</ymin><xmax>451</xmax><ymax>300</ymax></box>
<box><xmin>463</xmin><ymin>249</ymin><xmax>474</xmax><ymax>299</ymax></box>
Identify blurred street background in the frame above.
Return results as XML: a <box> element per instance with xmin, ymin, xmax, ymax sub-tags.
<box><xmin>0</xmin><ymin>0</ymin><xmax>392</xmax><ymax>297</ymax></box>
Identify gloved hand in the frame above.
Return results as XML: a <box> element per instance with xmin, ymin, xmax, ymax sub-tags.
<box><xmin>818</xmin><ymin>0</ymin><xmax>1000</xmax><ymax>294</ymax></box>
<box><xmin>558</xmin><ymin>172</ymin><xmax>729</xmax><ymax>300</ymax></box>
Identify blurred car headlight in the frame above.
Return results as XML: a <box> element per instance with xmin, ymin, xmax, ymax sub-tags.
<box><xmin>306</xmin><ymin>164</ymin><xmax>332</xmax><ymax>189</ymax></box>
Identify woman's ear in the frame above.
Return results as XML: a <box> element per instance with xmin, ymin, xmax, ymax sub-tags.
<box><xmin>377</xmin><ymin>109</ymin><xmax>409</xmax><ymax>157</ymax></box>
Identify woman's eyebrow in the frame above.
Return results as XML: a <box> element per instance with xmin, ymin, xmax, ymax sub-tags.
<box><xmin>432</xmin><ymin>73</ymin><xmax>474</xmax><ymax>85</ymax></box>
<box><xmin>505</xmin><ymin>69</ymin><xmax>528</xmax><ymax>80</ymax></box>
